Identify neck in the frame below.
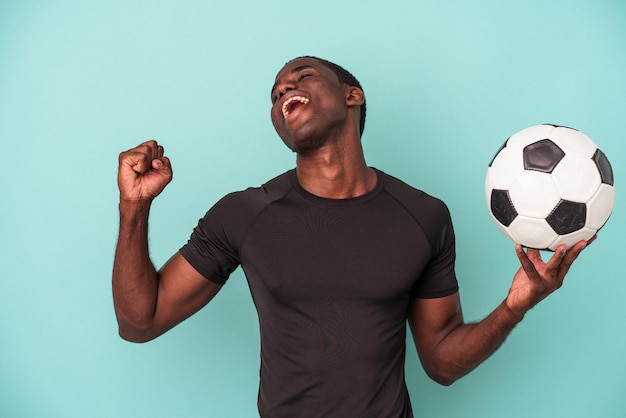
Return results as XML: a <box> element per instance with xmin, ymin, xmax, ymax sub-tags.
<box><xmin>295</xmin><ymin>138</ymin><xmax>376</xmax><ymax>199</ymax></box>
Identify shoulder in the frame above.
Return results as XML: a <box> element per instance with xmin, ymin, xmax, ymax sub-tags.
<box><xmin>209</xmin><ymin>170</ymin><xmax>294</xmax><ymax>219</ymax></box>
<box><xmin>377</xmin><ymin>169</ymin><xmax>454</xmax><ymax>248</ymax></box>
<box><xmin>191</xmin><ymin>170</ymin><xmax>294</xmax><ymax>250</ymax></box>
<box><xmin>378</xmin><ymin>169</ymin><xmax>450</xmax><ymax>217</ymax></box>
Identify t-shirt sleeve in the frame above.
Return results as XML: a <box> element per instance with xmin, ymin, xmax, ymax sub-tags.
<box><xmin>179</xmin><ymin>195</ymin><xmax>242</xmax><ymax>285</ymax></box>
<box><xmin>411</xmin><ymin>199</ymin><xmax>459</xmax><ymax>298</ymax></box>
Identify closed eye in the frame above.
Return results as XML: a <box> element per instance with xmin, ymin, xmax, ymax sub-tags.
<box><xmin>270</xmin><ymin>66</ymin><xmax>318</xmax><ymax>103</ymax></box>
<box><xmin>271</xmin><ymin>75</ymin><xmax>312</xmax><ymax>104</ymax></box>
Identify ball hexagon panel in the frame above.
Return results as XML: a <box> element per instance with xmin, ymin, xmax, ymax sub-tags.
<box><xmin>488</xmin><ymin>141</ymin><xmax>508</xmax><ymax>167</ymax></box>
<box><xmin>486</xmin><ymin>146</ymin><xmax>524</xmax><ymax>189</ymax></box>
<box><xmin>550</xmin><ymin>227</ymin><xmax>597</xmax><ymax>251</ymax></box>
<box><xmin>586</xmin><ymin>183</ymin><xmax>615</xmax><ymax>230</ymax></box>
<box><xmin>507</xmin><ymin>124</ymin><xmax>556</xmax><ymax>148</ymax></box>
<box><xmin>508</xmin><ymin>170</ymin><xmax>561</xmax><ymax>218</ymax></box>
<box><xmin>551</xmin><ymin>154</ymin><xmax>602</xmax><ymax>202</ymax></box>
<box><xmin>507</xmin><ymin>216</ymin><xmax>558</xmax><ymax>250</ymax></box>
<box><xmin>549</xmin><ymin>126</ymin><xmax>598</xmax><ymax>158</ymax></box>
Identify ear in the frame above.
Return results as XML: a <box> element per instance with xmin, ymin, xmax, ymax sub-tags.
<box><xmin>345</xmin><ymin>86</ymin><xmax>365</xmax><ymax>107</ymax></box>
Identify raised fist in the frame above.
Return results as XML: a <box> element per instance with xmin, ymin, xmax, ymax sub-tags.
<box><xmin>118</xmin><ymin>140</ymin><xmax>173</xmax><ymax>201</ymax></box>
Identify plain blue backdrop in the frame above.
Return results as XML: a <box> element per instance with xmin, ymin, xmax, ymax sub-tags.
<box><xmin>1</xmin><ymin>1</ymin><xmax>624</xmax><ymax>417</ymax></box>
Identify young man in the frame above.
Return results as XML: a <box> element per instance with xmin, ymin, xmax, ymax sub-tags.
<box><xmin>113</xmin><ymin>56</ymin><xmax>590</xmax><ymax>417</ymax></box>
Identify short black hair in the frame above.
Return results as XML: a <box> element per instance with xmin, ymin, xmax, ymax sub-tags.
<box><xmin>291</xmin><ymin>56</ymin><xmax>367</xmax><ymax>137</ymax></box>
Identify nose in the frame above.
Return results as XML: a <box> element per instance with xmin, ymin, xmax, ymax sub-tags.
<box><xmin>275</xmin><ymin>79</ymin><xmax>297</xmax><ymax>101</ymax></box>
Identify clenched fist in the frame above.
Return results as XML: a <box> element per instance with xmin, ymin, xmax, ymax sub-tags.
<box><xmin>118</xmin><ymin>140</ymin><xmax>173</xmax><ymax>201</ymax></box>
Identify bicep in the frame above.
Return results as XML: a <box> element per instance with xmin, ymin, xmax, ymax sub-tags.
<box><xmin>407</xmin><ymin>292</ymin><xmax>464</xmax><ymax>363</ymax></box>
<box><xmin>152</xmin><ymin>251</ymin><xmax>223</xmax><ymax>336</ymax></box>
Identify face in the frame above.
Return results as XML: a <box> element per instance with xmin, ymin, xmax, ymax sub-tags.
<box><xmin>270</xmin><ymin>58</ymin><xmax>354</xmax><ymax>152</ymax></box>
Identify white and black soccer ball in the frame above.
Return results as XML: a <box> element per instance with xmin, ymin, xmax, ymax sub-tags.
<box><xmin>485</xmin><ymin>124</ymin><xmax>615</xmax><ymax>251</ymax></box>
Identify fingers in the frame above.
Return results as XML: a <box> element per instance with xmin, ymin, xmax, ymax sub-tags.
<box><xmin>543</xmin><ymin>245</ymin><xmax>568</xmax><ymax>287</ymax></box>
<box><xmin>515</xmin><ymin>245</ymin><xmax>541</xmax><ymax>279</ymax></box>
<box><xmin>117</xmin><ymin>140</ymin><xmax>173</xmax><ymax>201</ymax></box>
<box><xmin>516</xmin><ymin>245</ymin><xmax>563</xmax><ymax>285</ymax></box>
<box><xmin>557</xmin><ymin>240</ymin><xmax>588</xmax><ymax>279</ymax></box>
<box><xmin>134</xmin><ymin>140</ymin><xmax>161</xmax><ymax>169</ymax></box>
<box><xmin>517</xmin><ymin>239</ymin><xmax>591</xmax><ymax>287</ymax></box>
<box><xmin>587</xmin><ymin>234</ymin><xmax>598</xmax><ymax>246</ymax></box>
<box><xmin>152</xmin><ymin>156</ymin><xmax>172</xmax><ymax>174</ymax></box>
<box><xmin>119</xmin><ymin>140</ymin><xmax>165</xmax><ymax>174</ymax></box>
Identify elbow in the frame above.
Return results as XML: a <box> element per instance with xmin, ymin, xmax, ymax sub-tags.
<box><xmin>115</xmin><ymin>313</ymin><xmax>159</xmax><ymax>343</ymax></box>
<box><xmin>423</xmin><ymin>363</ymin><xmax>465</xmax><ymax>387</ymax></box>
<box><xmin>429</xmin><ymin>373</ymin><xmax>458</xmax><ymax>387</ymax></box>
<box><xmin>118</xmin><ymin>327</ymin><xmax>156</xmax><ymax>343</ymax></box>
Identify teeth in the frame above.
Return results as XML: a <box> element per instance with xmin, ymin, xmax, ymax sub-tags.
<box><xmin>282</xmin><ymin>96</ymin><xmax>309</xmax><ymax>119</ymax></box>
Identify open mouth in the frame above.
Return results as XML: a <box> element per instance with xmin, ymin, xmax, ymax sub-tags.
<box><xmin>282</xmin><ymin>95</ymin><xmax>310</xmax><ymax>119</ymax></box>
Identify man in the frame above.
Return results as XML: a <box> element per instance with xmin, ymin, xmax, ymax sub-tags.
<box><xmin>113</xmin><ymin>56</ymin><xmax>590</xmax><ymax>417</ymax></box>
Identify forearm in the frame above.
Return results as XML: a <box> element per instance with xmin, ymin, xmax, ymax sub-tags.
<box><xmin>112</xmin><ymin>199</ymin><xmax>160</xmax><ymax>337</ymax></box>
<box><xmin>427</xmin><ymin>300</ymin><xmax>524</xmax><ymax>385</ymax></box>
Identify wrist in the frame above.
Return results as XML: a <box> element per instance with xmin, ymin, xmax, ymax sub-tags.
<box><xmin>502</xmin><ymin>299</ymin><xmax>526</xmax><ymax>324</ymax></box>
<box><xmin>119</xmin><ymin>198</ymin><xmax>152</xmax><ymax>218</ymax></box>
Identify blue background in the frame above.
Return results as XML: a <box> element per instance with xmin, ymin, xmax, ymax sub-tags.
<box><xmin>1</xmin><ymin>1</ymin><xmax>625</xmax><ymax>417</ymax></box>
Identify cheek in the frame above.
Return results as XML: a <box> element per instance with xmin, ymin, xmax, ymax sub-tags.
<box><xmin>270</xmin><ymin>106</ymin><xmax>281</xmax><ymax>127</ymax></box>
<box><xmin>270</xmin><ymin>108</ymin><xmax>288</xmax><ymax>139</ymax></box>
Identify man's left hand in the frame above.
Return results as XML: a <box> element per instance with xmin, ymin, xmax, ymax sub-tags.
<box><xmin>505</xmin><ymin>238</ymin><xmax>594</xmax><ymax>317</ymax></box>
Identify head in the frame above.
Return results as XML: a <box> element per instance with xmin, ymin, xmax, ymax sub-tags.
<box><xmin>296</xmin><ymin>56</ymin><xmax>367</xmax><ymax>136</ymax></box>
<box><xmin>270</xmin><ymin>56</ymin><xmax>366</xmax><ymax>152</ymax></box>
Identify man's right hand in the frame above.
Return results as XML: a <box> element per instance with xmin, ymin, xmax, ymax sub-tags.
<box><xmin>118</xmin><ymin>140</ymin><xmax>173</xmax><ymax>201</ymax></box>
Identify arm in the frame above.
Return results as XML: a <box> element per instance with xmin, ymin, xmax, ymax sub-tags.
<box><xmin>408</xmin><ymin>240</ymin><xmax>590</xmax><ymax>386</ymax></box>
<box><xmin>112</xmin><ymin>141</ymin><xmax>221</xmax><ymax>343</ymax></box>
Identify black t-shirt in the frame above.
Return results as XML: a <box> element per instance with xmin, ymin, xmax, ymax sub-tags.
<box><xmin>180</xmin><ymin>169</ymin><xmax>458</xmax><ymax>418</ymax></box>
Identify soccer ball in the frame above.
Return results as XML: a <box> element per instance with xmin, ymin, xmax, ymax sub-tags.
<box><xmin>485</xmin><ymin>124</ymin><xmax>615</xmax><ymax>251</ymax></box>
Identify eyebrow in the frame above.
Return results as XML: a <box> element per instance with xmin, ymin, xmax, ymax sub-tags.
<box><xmin>270</xmin><ymin>65</ymin><xmax>317</xmax><ymax>97</ymax></box>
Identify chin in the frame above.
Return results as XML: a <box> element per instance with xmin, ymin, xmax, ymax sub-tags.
<box><xmin>282</xmin><ymin>134</ymin><xmax>327</xmax><ymax>154</ymax></box>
